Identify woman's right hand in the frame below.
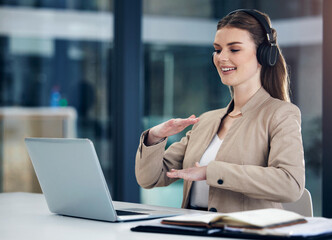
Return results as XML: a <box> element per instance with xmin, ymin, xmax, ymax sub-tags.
<box><xmin>146</xmin><ymin>115</ymin><xmax>200</xmax><ymax>146</ymax></box>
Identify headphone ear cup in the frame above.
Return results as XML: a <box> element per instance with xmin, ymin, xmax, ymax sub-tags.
<box><xmin>267</xmin><ymin>45</ymin><xmax>279</xmax><ymax>66</ymax></box>
<box><xmin>257</xmin><ymin>43</ymin><xmax>279</xmax><ymax>67</ymax></box>
<box><xmin>257</xmin><ymin>43</ymin><xmax>269</xmax><ymax>67</ymax></box>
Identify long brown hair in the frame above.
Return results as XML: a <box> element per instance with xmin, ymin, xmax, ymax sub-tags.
<box><xmin>217</xmin><ymin>10</ymin><xmax>290</xmax><ymax>102</ymax></box>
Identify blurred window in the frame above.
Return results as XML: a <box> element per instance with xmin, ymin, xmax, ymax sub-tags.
<box><xmin>0</xmin><ymin>0</ymin><xmax>112</xmax><ymax>11</ymax></box>
<box><xmin>143</xmin><ymin>0</ymin><xmax>322</xmax><ymax>20</ymax></box>
<box><xmin>0</xmin><ymin>3</ymin><xmax>114</xmax><ymax>195</ymax></box>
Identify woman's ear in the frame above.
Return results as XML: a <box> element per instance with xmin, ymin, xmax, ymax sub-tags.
<box><xmin>212</xmin><ymin>52</ymin><xmax>216</xmax><ymax>68</ymax></box>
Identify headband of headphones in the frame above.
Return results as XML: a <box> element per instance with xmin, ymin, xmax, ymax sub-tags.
<box><xmin>227</xmin><ymin>9</ymin><xmax>275</xmax><ymax>44</ymax></box>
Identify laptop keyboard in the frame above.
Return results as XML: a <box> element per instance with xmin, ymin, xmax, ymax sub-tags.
<box><xmin>116</xmin><ymin>210</ymin><xmax>148</xmax><ymax>216</ymax></box>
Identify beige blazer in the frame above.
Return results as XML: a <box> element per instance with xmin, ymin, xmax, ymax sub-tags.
<box><xmin>135</xmin><ymin>87</ymin><xmax>305</xmax><ymax>213</ymax></box>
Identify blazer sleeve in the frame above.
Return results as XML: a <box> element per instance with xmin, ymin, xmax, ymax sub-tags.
<box><xmin>206</xmin><ymin>104</ymin><xmax>305</xmax><ymax>202</ymax></box>
<box><xmin>135</xmin><ymin>129</ymin><xmax>192</xmax><ymax>189</ymax></box>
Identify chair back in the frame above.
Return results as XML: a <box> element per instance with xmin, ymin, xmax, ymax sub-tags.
<box><xmin>282</xmin><ymin>188</ymin><xmax>313</xmax><ymax>217</ymax></box>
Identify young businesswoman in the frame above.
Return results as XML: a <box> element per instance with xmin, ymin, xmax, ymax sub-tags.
<box><xmin>135</xmin><ymin>9</ymin><xmax>305</xmax><ymax>213</ymax></box>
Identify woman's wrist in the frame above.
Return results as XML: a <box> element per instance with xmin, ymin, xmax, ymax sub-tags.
<box><xmin>145</xmin><ymin>129</ymin><xmax>165</xmax><ymax>146</ymax></box>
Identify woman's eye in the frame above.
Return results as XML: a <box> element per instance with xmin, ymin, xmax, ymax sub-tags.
<box><xmin>231</xmin><ymin>49</ymin><xmax>240</xmax><ymax>53</ymax></box>
<box><xmin>214</xmin><ymin>49</ymin><xmax>221</xmax><ymax>54</ymax></box>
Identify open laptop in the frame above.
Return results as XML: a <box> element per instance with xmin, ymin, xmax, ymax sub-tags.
<box><xmin>25</xmin><ymin>138</ymin><xmax>180</xmax><ymax>222</ymax></box>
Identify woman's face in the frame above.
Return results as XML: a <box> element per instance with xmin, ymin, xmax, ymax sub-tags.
<box><xmin>213</xmin><ymin>27</ymin><xmax>261</xmax><ymax>89</ymax></box>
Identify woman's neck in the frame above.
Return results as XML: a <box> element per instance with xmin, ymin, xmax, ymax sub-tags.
<box><xmin>232</xmin><ymin>83</ymin><xmax>262</xmax><ymax>113</ymax></box>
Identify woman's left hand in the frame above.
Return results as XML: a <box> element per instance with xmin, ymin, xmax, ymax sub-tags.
<box><xmin>166</xmin><ymin>162</ymin><xmax>207</xmax><ymax>181</ymax></box>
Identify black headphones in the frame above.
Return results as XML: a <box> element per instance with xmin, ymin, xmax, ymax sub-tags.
<box><xmin>212</xmin><ymin>9</ymin><xmax>279</xmax><ymax>67</ymax></box>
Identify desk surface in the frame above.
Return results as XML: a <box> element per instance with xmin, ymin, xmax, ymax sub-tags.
<box><xmin>0</xmin><ymin>192</ymin><xmax>241</xmax><ymax>240</ymax></box>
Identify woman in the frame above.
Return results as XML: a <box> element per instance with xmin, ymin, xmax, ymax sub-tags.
<box><xmin>135</xmin><ymin>9</ymin><xmax>305</xmax><ymax>213</ymax></box>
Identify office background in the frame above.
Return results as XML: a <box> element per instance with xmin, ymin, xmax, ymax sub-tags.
<box><xmin>0</xmin><ymin>0</ymin><xmax>330</xmax><ymax>217</ymax></box>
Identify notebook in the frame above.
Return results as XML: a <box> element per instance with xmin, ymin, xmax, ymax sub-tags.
<box><xmin>161</xmin><ymin>208</ymin><xmax>307</xmax><ymax>229</ymax></box>
<box><xmin>25</xmin><ymin>138</ymin><xmax>179</xmax><ymax>222</ymax></box>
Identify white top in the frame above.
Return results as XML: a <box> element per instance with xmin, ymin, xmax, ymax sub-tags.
<box><xmin>190</xmin><ymin>134</ymin><xmax>223</xmax><ymax>208</ymax></box>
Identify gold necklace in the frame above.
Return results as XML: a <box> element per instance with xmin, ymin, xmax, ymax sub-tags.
<box><xmin>228</xmin><ymin>112</ymin><xmax>242</xmax><ymax>119</ymax></box>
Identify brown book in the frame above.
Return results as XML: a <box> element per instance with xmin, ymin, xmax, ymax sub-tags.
<box><xmin>161</xmin><ymin>208</ymin><xmax>307</xmax><ymax>229</ymax></box>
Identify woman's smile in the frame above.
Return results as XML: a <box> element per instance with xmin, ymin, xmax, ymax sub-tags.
<box><xmin>221</xmin><ymin>66</ymin><xmax>237</xmax><ymax>75</ymax></box>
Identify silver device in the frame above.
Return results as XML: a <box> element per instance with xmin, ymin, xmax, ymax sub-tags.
<box><xmin>25</xmin><ymin>138</ymin><xmax>179</xmax><ymax>222</ymax></box>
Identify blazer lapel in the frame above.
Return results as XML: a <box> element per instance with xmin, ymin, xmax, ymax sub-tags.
<box><xmin>187</xmin><ymin>106</ymin><xmax>230</xmax><ymax>168</ymax></box>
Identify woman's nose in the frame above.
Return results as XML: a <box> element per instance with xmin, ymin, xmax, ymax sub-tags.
<box><xmin>217</xmin><ymin>51</ymin><xmax>229</xmax><ymax>62</ymax></box>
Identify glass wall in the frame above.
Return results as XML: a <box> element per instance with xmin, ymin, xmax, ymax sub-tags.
<box><xmin>143</xmin><ymin>0</ymin><xmax>322</xmax><ymax>20</ymax></box>
<box><xmin>0</xmin><ymin>3</ymin><xmax>114</xmax><ymax>194</ymax></box>
<box><xmin>141</xmin><ymin>0</ymin><xmax>323</xmax><ymax>216</ymax></box>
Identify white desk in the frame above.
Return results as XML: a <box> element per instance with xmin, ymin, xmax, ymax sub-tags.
<box><xmin>0</xmin><ymin>192</ymin><xmax>241</xmax><ymax>240</ymax></box>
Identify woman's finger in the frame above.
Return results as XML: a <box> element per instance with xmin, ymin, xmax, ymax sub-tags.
<box><xmin>160</xmin><ymin>116</ymin><xmax>200</xmax><ymax>138</ymax></box>
<box><xmin>177</xmin><ymin>118</ymin><xmax>199</xmax><ymax>128</ymax></box>
<box><xmin>167</xmin><ymin>171</ymin><xmax>178</xmax><ymax>178</ymax></box>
